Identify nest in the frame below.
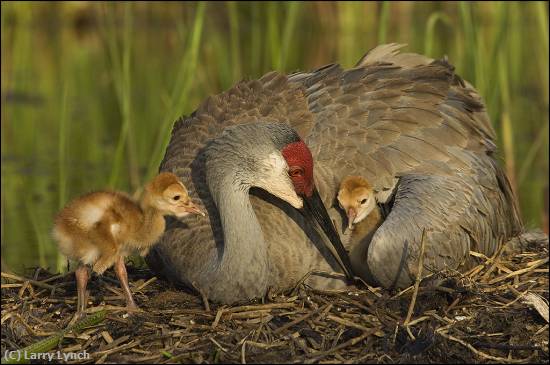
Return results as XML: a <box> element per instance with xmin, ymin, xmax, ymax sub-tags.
<box><xmin>2</xmin><ymin>232</ymin><xmax>548</xmax><ymax>364</ymax></box>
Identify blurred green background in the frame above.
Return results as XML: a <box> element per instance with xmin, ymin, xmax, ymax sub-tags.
<box><xmin>1</xmin><ymin>1</ymin><xmax>548</xmax><ymax>273</ymax></box>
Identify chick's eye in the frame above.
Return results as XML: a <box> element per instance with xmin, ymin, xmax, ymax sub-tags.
<box><xmin>360</xmin><ymin>198</ymin><xmax>367</xmax><ymax>205</ymax></box>
<box><xmin>173</xmin><ymin>195</ymin><xmax>181</xmax><ymax>201</ymax></box>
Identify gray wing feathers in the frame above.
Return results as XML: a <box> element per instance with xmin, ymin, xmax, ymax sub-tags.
<box><xmin>366</xmin><ymin>150</ymin><xmax>521</xmax><ymax>288</ymax></box>
<box><xmin>367</xmin><ymin>173</ymin><xmax>494</xmax><ymax>288</ymax></box>
<box><xmin>289</xmin><ymin>44</ymin><xmax>522</xmax><ymax>287</ymax></box>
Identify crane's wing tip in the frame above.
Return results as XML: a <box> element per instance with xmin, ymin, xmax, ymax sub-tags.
<box><xmin>355</xmin><ymin>43</ymin><xmax>409</xmax><ymax>67</ymax></box>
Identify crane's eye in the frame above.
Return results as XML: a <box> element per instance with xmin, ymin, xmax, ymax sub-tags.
<box><xmin>360</xmin><ymin>198</ymin><xmax>367</xmax><ymax>205</ymax></box>
<box><xmin>289</xmin><ymin>167</ymin><xmax>304</xmax><ymax>178</ymax></box>
<box><xmin>173</xmin><ymin>195</ymin><xmax>181</xmax><ymax>201</ymax></box>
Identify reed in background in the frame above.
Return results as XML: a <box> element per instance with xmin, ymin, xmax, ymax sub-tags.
<box><xmin>1</xmin><ymin>1</ymin><xmax>548</xmax><ymax>272</ymax></box>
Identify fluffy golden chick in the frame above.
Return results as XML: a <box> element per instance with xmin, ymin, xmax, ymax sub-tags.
<box><xmin>53</xmin><ymin>172</ymin><xmax>204</xmax><ymax>317</ymax></box>
<box><xmin>337</xmin><ymin>175</ymin><xmax>381</xmax><ymax>233</ymax></box>
<box><xmin>337</xmin><ymin>175</ymin><xmax>383</xmax><ymax>283</ymax></box>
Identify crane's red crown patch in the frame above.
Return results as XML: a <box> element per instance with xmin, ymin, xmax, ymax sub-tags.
<box><xmin>281</xmin><ymin>140</ymin><xmax>314</xmax><ymax>197</ymax></box>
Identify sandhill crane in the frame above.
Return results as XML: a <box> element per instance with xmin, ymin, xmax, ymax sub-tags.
<box><xmin>147</xmin><ymin>44</ymin><xmax>523</xmax><ymax>303</ymax></box>
<box><xmin>54</xmin><ymin>172</ymin><xmax>204</xmax><ymax>316</ymax></box>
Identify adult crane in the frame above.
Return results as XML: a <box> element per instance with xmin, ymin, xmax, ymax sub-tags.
<box><xmin>146</xmin><ymin>44</ymin><xmax>523</xmax><ymax>303</ymax></box>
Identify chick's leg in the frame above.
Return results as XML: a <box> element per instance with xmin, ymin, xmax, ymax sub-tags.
<box><xmin>114</xmin><ymin>256</ymin><xmax>138</xmax><ymax>309</ymax></box>
<box><xmin>75</xmin><ymin>264</ymin><xmax>89</xmax><ymax>317</ymax></box>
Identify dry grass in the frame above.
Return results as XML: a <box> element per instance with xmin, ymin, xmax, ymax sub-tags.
<box><xmin>1</xmin><ymin>232</ymin><xmax>548</xmax><ymax>364</ymax></box>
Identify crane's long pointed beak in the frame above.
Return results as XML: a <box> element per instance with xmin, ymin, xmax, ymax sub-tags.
<box><xmin>300</xmin><ymin>188</ymin><xmax>354</xmax><ymax>281</ymax></box>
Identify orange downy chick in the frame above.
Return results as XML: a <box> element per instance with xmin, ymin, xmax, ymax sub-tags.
<box><xmin>337</xmin><ymin>175</ymin><xmax>382</xmax><ymax>237</ymax></box>
<box><xmin>53</xmin><ymin>172</ymin><xmax>204</xmax><ymax>317</ymax></box>
<box><xmin>337</xmin><ymin>176</ymin><xmax>383</xmax><ymax>283</ymax></box>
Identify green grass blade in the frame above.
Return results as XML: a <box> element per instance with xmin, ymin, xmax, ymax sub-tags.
<box><xmin>267</xmin><ymin>1</ymin><xmax>281</xmax><ymax>69</ymax></box>
<box><xmin>378</xmin><ymin>1</ymin><xmax>389</xmax><ymax>44</ymax></box>
<box><xmin>250</xmin><ymin>4</ymin><xmax>262</xmax><ymax>75</ymax></box>
<box><xmin>146</xmin><ymin>2</ymin><xmax>206</xmax><ymax>180</ymax></box>
<box><xmin>25</xmin><ymin>198</ymin><xmax>47</xmax><ymax>269</ymax></box>
<box><xmin>459</xmin><ymin>1</ymin><xmax>476</xmax><ymax>84</ymax></box>
<box><xmin>106</xmin><ymin>2</ymin><xmax>135</xmax><ymax>189</ymax></box>
<box><xmin>424</xmin><ymin>12</ymin><xmax>452</xmax><ymax>57</ymax></box>
<box><xmin>56</xmin><ymin>83</ymin><xmax>69</xmax><ymax>273</ymax></box>
<box><xmin>518</xmin><ymin>122</ymin><xmax>549</xmax><ymax>187</ymax></box>
<box><xmin>227</xmin><ymin>1</ymin><xmax>241</xmax><ymax>81</ymax></box>
<box><xmin>535</xmin><ymin>1</ymin><xmax>549</xmax><ymax>103</ymax></box>
<box><xmin>2</xmin><ymin>310</ymin><xmax>107</xmax><ymax>364</ymax></box>
<box><xmin>280</xmin><ymin>1</ymin><xmax>301</xmax><ymax>70</ymax></box>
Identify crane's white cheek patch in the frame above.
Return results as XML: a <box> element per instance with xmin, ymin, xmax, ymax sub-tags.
<box><xmin>259</xmin><ymin>152</ymin><xmax>303</xmax><ymax>209</ymax></box>
<box><xmin>266</xmin><ymin>152</ymin><xmax>288</xmax><ymax>175</ymax></box>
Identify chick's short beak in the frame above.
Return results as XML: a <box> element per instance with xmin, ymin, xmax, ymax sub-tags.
<box><xmin>181</xmin><ymin>201</ymin><xmax>206</xmax><ymax>216</ymax></box>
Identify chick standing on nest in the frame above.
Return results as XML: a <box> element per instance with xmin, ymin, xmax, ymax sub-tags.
<box><xmin>337</xmin><ymin>175</ymin><xmax>383</xmax><ymax>282</ymax></box>
<box><xmin>53</xmin><ymin>172</ymin><xmax>205</xmax><ymax>317</ymax></box>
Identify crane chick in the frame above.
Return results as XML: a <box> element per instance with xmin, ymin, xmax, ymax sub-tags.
<box><xmin>337</xmin><ymin>175</ymin><xmax>384</xmax><ymax>283</ymax></box>
<box><xmin>53</xmin><ymin>172</ymin><xmax>204</xmax><ymax>317</ymax></box>
<box><xmin>337</xmin><ymin>175</ymin><xmax>382</xmax><ymax>236</ymax></box>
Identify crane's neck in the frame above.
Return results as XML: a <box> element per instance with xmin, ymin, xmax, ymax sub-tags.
<box><xmin>200</xmin><ymin>122</ymin><xmax>302</xmax><ymax>300</ymax></box>
<box><xmin>133</xmin><ymin>198</ymin><xmax>166</xmax><ymax>248</ymax></box>
<box><xmin>206</xmin><ymin>173</ymin><xmax>269</xmax><ymax>298</ymax></box>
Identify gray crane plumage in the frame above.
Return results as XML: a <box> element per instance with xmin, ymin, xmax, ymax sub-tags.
<box><xmin>147</xmin><ymin>44</ymin><xmax>523</xmax><ymax>302</ymax></box>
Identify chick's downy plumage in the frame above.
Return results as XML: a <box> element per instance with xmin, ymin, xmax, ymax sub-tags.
<box><xmin>53</xmin><ymin>172</ymin><xmax>204</xmax><ymax>316</ymax></box>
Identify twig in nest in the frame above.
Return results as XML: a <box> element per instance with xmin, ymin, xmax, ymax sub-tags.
<box><xmin>273</xmin><ymin>304</ymin><xmax>331</xmax><ymax>335</ymax></box>
<box><xmin>474</xmin><ymin>342</ymin><xmax>541</xmax><ymax>351</ymax></box>
<box><xmin>241</xmin><ymin>340</ymin><xmax>247</xmax><ymax>364</ymax></box>
<box><xmin>293</xmin><ymin>269</ymin><xmax>381</xmax><ymax>297</ymax></box>
<box><xmin>437</xmin><ymin>331</ymin><xmax>536</xmax><ymax>364</ymax></box>
<box><xmin>326</xmin><ymin>314</ymin><xmax>372</xmax><ymax>332</ymax></box>
<box><xmin>479</xmin><ymin>244</ymin><xmax>507</xmax><ymax>281</ymax></box>
<box><xmin>291</xmin><ymin>270</ymin><xmax>346</xmax><ymax>294</ymax></box>
<box><xmin>209</xmin><ymin>337</ymin><xmax>227</xmax><ymax>352</ymax></box>
<box><xmin>404</xmin><ymin>228</ymin><xmax>427</xmax><ymax>326</ymax></box>
<box><xmin>211</xmin><ymin>308</ymin><xmax>225</xmax><ymax>329</ymax></box>
<box><xmin>191</xmin><ymin>281</ymin><xmax>210</xmax><ymax>312</ymax></box>
<box><xmin>225</xmin><ymin>303</ymin><xmax>295</xmax><ymax>313</ymax></box>
<box><xmin>306</xmin><ymin>329</ymin><xmax>376</xmax><ymax>361</ymax></box>
<box><xmin>1</xmin><ymin>272</ymin><xmax>61</xmax><ymax>292</ymax></box>
<box><xmin>488</xmin><ymin>258</ymin><xmax>548</xmax><ymax>284</ymax></box>
<box><xmin>134</xmin><ymin>277</ymin><xmax>157</xmax><ymax>292</ymax></box>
